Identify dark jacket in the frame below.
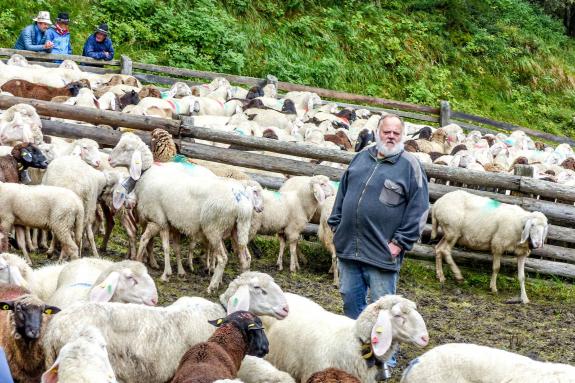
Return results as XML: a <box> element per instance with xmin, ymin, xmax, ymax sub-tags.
<box><xmin>82</xmin><ymin>34</ymin><xmax>114</xmax><ymax>61</ymax></box>
<box><xmin>45</xmin><ymin>26</ymin><xmax>72</xmax><ymax>55</ymax></box>
<box><xmin>14</xmin><ymin>24</ymin><xmax>50</xmax><ymax>52</ymax></box>
<box><xmin>327</xmin><ymin>146</ymin><xmax>429</xmax><ymax>271</ymax></box>
<box><xmin>0</xmin><ymin>347</ymin><xmax>13</xmax><ymax>383</ymax></box>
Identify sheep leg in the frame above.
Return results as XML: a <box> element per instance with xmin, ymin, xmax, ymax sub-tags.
<box><xmin>47</xmin><ymin>236</ymin><xmax>56</xmax><ymax>258</ymax></box>
<box><xmin>443</xmin><ymin>241</ymin><xmax>464</xmax><ymax>283</ymax></box>
<box><xmin>277</xmin><ymin>234</ymin><xmax>286</xmax><ymax>271</ymax></box>
<box><xmin>53</xmin><ymin>228</ymin><xmax>79</xmax><ymax>262</ymax></box>
<box><xmin>15</xmin><ymin>227</ymin><xmax>32</xmax><ymax>265</ymax></box>
<box><xmin>289</xmin><ymin>238</ymin><xmax>300</xmax><ymax>272</ymax></box>
<box><xmin>517</xmin><ymin>254</ymin><xmax>530</xmax><ymax>304</ymax></box>
<box><xmin>160</xmin><ymin>228</ymin><xmax>172</xmax><ymax>282</ymax></box>
<box><xmin>207</xmin><ymin>241</ymin><xmax>228</xmax><ymax>294</ymax></box>
<box><xmin>187</xmin><ymin>240</ymin><xmax>197</xmax><ymax>272</ymax></box>
<box><xmin>26</xmin><ymin>228</ymin><xmax>37</xmax><ymax>252</ymax></box>
<box><xmin>99</xmin><ymin>203</ymin><xmax>115</xmax><ymax>252</ymax></box>
<box><xmin>434</xmin><ymin>237</ymin><xmax>446</xmax><ymax>283</ymax></box>
<box><xmin>31</xmin><ymin>229</ymin><xmax>39</xmax><ymax>251</ymax></box>
<box><xmin>120</xmin><ymin>211</ymin><xmax>137</xmax><ymax>259</ymax></box>
<box><xmin>490</xmin><ymin>251</ymin><xmax>502</xmax><ymax>293</ymax></box>
<box><xmin>296</xmin><ymin>245</ymin><xmax>308</xmax><ymax>265</ymax></box>
<box><xmin>39</xmin><ymin>230</ymin><xmax>48</xmax><ymax>250</ymax></box>
<box><xmin>85</xmin><ymin>223</ymin><xmax>100</xmax><ymax>258</ymax></box>
<box><xmin>231</xmin><ymin>229</ymin><xmax>250</xmax><ymax>272</ymax></box>
<box><xmin>329</xmin><ymin>244</ymin><xmax>339</xmax><ymax>287</ymax></box>
<box><xmin>171</xmin><ymin>230</ymin><xmax>186</xmax><ymax>276</ymax></box>
<box><xmin>147</xmin><ymin>240</ymin><xmax>159</xmax><ymax>269</ymax></box>
<box><xmin>136</xmin><ymin>222</ymin><xmax>161</xmax><ymax>263</ymax></box>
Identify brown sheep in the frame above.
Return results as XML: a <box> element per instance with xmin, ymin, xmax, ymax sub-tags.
<box><xmin>508</xmin><ymin>156</ymin><xmax>529</xmax><ymax>171</ymax></box>
<box><xmin>0</xmin><ymin>284</ymin><xmax>61</xmax><ymax>383</ymax></box>
<box><xmin>171</xmin><ymin>311</ymin><xmax>269</xmax><ymax>383</ymax></box>
<box><xmin>482</xmin><ymin>134</ymin><xmax>496</xmax><ymax>147</ymax></box>
<box><xmin>404</xmin><ymin>139</ymin><xmax>420</xmax><ymax>152</ymax></box>
<box><xmin>324</xmin><ymin>131</ymin><xmax>352</xmax><ymax>151</ymax></box>
<box><xmin>450</xmin><ymin>143</ymin><xmax>468</xmax><ymax>155</ymax></box>
<box><xmin>138</xmin><ymin>85</ymin><xmax>162</xmax><ymax>99</ymax></box>
<box><xmin>306</xmin><ymin>368</ymin><xmax>361</xmax><ymax>383</ymax></box>
<box><xmin>535</xmin><ymin>141</ymin><xmax>547</xmax><ymax>151</ymax></box>
<box><xmin>561</xmin><ymin>157</ymin><xmax>575</xmax><ymax>171</ymax></box>
<box><xmin>0</xmin><ymin>79</ymin><xmax>88</xmax><ymax>101</ymax></box>
<box><xmin>263</xmin><ymin>128</ymin><xmax>279</xmax><ymax>140</ymax></box>
<box><xmin>483</xmin><ymin>162</ymin><xmax>507</xmax><ymax>173</ymax></box>
<box><xmin>415</xmin><ymin>128</ymin><xmax>449</xmax><ymax>154</ymax></box>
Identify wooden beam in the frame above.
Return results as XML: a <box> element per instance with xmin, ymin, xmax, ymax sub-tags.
<box><xmin>0</xmin><ymin>96</ymin><xmax>181</xmax><ymax>136</ymax></box>
<box><xmin>0</xmin><ymin>48</ymin><xmax>120</xmax><ymax>66</ymax></box>
<box><xmin>6</xmin><ymin>60</ymin><xmax>120</xmax><ymax>74</ymax></box>
<box><xmin>134</xmin><ymin>73</ymin><xmax>201</xmax><ymax>87</ymax></box>
<box><xmin>318</xmin><ymin>101</ymin><xmax>440</xmax><ymax>124</ymax></box>
<box><xmin>120</xmin><ymin>55</ymin><xmax>133</xmax><ymax>75</ymax></box>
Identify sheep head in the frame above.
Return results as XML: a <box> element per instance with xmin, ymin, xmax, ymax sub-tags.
<box><xmin>0</xmin><ymin>104</ymin><xmax>42</xmax><ymax>145</ymax></box>
<box><xmin>310</xmin><ymin>175</ymin><xmax>335</xmax><ymax>204</ymax></box>
<box><xmin>109</xmin><ymin>133</ymin><xmax>153</xmax><ymax>178</ymax></box>
<box><xmin>521</xmin><ymin>212</ymin><xmax>548</xmax><ymax>249</ymax></box>
<box><xmin>219</xmin><ymin>272</ymin><xmax>289</xmax><ymax>320</ymax></box>
<box><xmin>59</xmin><ymin>60</ymin><xmax>81</xmax><ymax>71</ymax></box>
<box><xmin>355</xmin><ymin>295</ymin><xmax>428</xmax><ymax>360</ymax></box>
<box><xmin>7</xmin><ymin>54</ymin><xmax>28</xmax><ymax>67</ymax></box>
<box><xmin>1</xmin><ymin>294</ymin><xmax>60</xmax><ymax>340</ymax></box>
<box><xmin>11</xmin><ymin>142</ymin><xmax>49</xmax><ymax>169</ymax></box>
<box><xmin>170</xmin><ymin>82</ymin><xmax>192</xmax><ymax>98</ymax></box>
<box><xmin>209</xmin><ymin>311</ymin><xmax>269</xmax><ymax>358</ymax></box>
<box><xmin>70</xmin><ymin>139</ymin><xmax>102</xmax><ymax>168</ymax></box>
<box><xmin>404</xmin><ymin>139</ymin><xmax>420</xmax><ymax>153</ymax></box>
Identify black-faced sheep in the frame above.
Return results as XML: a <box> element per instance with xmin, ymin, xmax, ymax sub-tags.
<box><xmin>0</xmin><ymin>284</ymin><xmax>60</xmax><ymax>383</ymax></box>
<box><xmin>170</xmin><ymin>311</ymin><xmax>269</xmax><ymax>383</ymax></box>
<box><xmin>354</xmin><ymin>128</ymin><xmax>375</xmax><ymax>152</ymax></box>
<box><xmin>0</xmin><ymin>143</ymin><xmax>48</xmax><ymax>184</ymax></box>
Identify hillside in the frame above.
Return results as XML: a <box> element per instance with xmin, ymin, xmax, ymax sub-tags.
<box><xmin>3</xmin><ymin>0</ymin><xmax>575</xmax><ymax>136</ymax></box>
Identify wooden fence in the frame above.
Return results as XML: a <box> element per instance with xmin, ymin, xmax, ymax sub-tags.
<box><xmin>2</xmin><ymin>48</ymin><xmax>575</xmax><ymax>146</ymax></box>
<box><xmin>1</xmin><ymin>95</ymin><xmax>574</xmax><ymax>280</ymax></box>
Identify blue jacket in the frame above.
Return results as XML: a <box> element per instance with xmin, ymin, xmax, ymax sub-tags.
<box><xmin>0</xmin><ymin>347</ymin><xmax>13</xmax><ymax>383</ymax></box>
<box><xmin>45</xmin><ymin>27</ymin><xmax>72</xmax><ymax>55</ymax></box>
<box><xmin>14</xmin><ymin>24</ymin><xmax>51</xmax><ymax>52</ymax></box>
<box><xmin>328</xmin><ymin>146</ymin><xmax>430</xmax><ymax>271</ymax></box>
<box><xmin>82</xmin><ymin>34</ymin><xmax>114</xmax><ymax>61</ymax></box>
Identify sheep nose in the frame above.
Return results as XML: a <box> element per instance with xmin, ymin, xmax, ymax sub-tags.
<box><xmin>283</xmin><ymin>305</ymin><xmax>289</xmax><ymax>314</ymax></box>
<box><xmin>421</xmin><ymin>334</ymin><xmax>429</xmax><ymax>345</ymax></box>
<box><xmin>150</xmin><ymin>297</ymin><xmax>158</xmax><ymax>305</ymax></box>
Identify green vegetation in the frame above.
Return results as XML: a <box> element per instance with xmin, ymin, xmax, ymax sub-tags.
<box><xmin>3</xmin><ymin>0</ymin><xmax>575</xmax><ymax>136</ymax></box>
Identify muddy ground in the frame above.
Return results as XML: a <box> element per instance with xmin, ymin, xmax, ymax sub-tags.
<box><xmin>29</xmin><ymin>229</ymin><xmax>575</xmax><ymax>382</ymax></box>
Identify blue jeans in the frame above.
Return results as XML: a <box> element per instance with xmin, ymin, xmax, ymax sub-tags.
<box><xmin>0</xmin><ymin>347</ymin><xmax>13</xmax><ymax>383</ymax></box>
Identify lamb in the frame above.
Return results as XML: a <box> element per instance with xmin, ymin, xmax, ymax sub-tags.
<box><xmin>42</xmin><ymin>155</ymin><xmax>117</xmax><ymax>258</ymax></box>
<box><xmin>47</xmin><ymin>258</ymin><xmax>158</xmax><ymax>309</ymax></box>
<box><xmin>260</xmin><ymin>176</ymin><xmax>335</xmax><ymax>272</ymax></box>
<box><xmin>400</xmin><ymin>343</ymin><xmax>575</xmax><ymax>383</ymax></box>
<box><xmin>0</xmin><ymin>104</ymin><xmax>43</xmax><ymax>145</ymax></box>
<box><xmin>317</xmin><ymin>195</ymin><xmax>338</xmax><ymax>286</ymax></box>
<box><xmin>264</xmin><ymin>294</ymin><xmax>429</xmax><ymax>383</ymax></box>
<box><xmin>41</xmin><ymin>325</ymin><xmax>117</xmax><ymax>383</ymax></box>
<box><xmin>171</xmin><ymin>311</ymin><xmax>269</xmax><ymax>383</ymax></box>
<box><xmin>0</xmin><ymin>79</ymin><xmax>86</xmax><ymax>101</ymax></box>
<box><xmin>43</xmin><ymin>271</ymin><xmax>288</xmax><ymax>383</ymax></box>
<box><xmin>0</xmin><ymin>182</ymin><xmax>84</xmax><ymax>262</ymax></box>
<box><xmin>306</xmin><ymin>368</ymin><xmax>361</xmax><ymax>383</ymax></box>
<box><xmin>0</xmin><ymin>284</ymin><xmax>61</xmax><ymax>383</ymax></box>
<box><xmin>431</xmin><ymin>190</ymin><xmax>549</xmax><ymax>303</ymax></box>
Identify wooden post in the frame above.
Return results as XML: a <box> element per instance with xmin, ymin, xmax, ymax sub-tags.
<box><xmin>513</xmin><ymin>164</ymin><xmax>534</xmax><ymax>198</ymax></box>
<box><xmin>120</xmin><ymin>55</ymin><xmax>133</xmax><ymax>75</ymax></box>
<box><xmin>440</xmin><ymin>100</ymin><xmax>451</xmax><ymax>127</ymax></box>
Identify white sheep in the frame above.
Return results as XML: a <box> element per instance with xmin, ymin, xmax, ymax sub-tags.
<box><xmin>237</xmin><ymin>357</ymin><xmax>295</xmax><ymax>383</ymax></box>
<box><xmin>0</xmin><ymin>103</ymin><xmax>43</xmax><ymax>145</ymax></box>
<box><xmin>264</xmin><ymin>294</ymin><xmax>429</xmax><ymax>383</ymax></box>
<box><xmin>41</xmin><ymin>325</ymin><xmax>117</xmax><ymax>383</ymax></box>
<box><xmin>0</xmin><ymin>182</ymin><xmax>84</xmax><ymax>261</ymax></box>
<box><xmin>431</xmin><ymin>190</ymin><xmax>548</xmax><ymax>304</ymax></box>
<box><xmin>47</xmin><ymin>258</ymin><xmax>158</xmax><ymax>308</ymax></box>
<box><xmin>43</xmin><ymin>272</ymin><xmax>288</xmax><ymax>383</ymax></box>
<box><xmin>400</xmin><ymin>343</ymin><xmax>575</xmax><ymax>383</ymax></box>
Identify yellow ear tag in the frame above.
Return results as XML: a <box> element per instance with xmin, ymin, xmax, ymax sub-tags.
<box><xmin>216</xmin><ymin>318</ymin><xmax>224</xmax><ymax>325</ymax></box>
<box><xmin>375</xmin><ymin>326</ymin><xmax>384</xmax><ymax>334</ymax></box>
<box><xmin>248</xmin><ymin>323</ymin><xmax>256</xmax><ymax>328</ymax></box>
<box><xmin>44</xmin><ymin>308</ymin><xmax>53</xmax><ymax>315</ymax></box>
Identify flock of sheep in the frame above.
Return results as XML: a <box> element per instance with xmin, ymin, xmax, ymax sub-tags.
<box><xmin>0</xmin><ymin>53</ymin><xmax>574</xmax><ymax>382</ymax></box>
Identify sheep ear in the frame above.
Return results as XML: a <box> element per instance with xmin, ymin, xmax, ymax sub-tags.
<box><xmin>41</xmin><ymin>358</ymin><xmax>60</xmax><ymax>383</ymax></box>
<box><xmin>313</xmin><ymin>182</ymin><xmax>326</xmax><ymax>204</ymax></box>
<box><xmin>22</xmin><ymin>125</ymin><xmax>33</xmax><ymax>143</ymax></box>
<box><xmin>43</xmin><ymin>305</ymin><xmax>61</xmax><ymax>315</ymax></box>
<box><xmin>520</xmin><ymin>218</ymin><xmax>533</xmax><ymax>244</ymax></box>
<box><xmin>89</xmin><ymin>272</ymin><xmax>120</xmax><ymax>303</ymax></box>
<box><xmin>371</xmin><ymin>310</ymin><xmax>393</xmax><ymax>358</ymax></box>
<box><xmin>209</xmin><ymin>318</ymin><xmax>226</xmax><ymax>327</ymax></box>
<box><xmin>8</xmin><ymin>265</ymin><xmax>27</xmax><ymax>287</ymax></box>
<box><xmin>0</xmin><ymin>301</ymin><xmax>14</xmax><ymax>311</ymax></box>
<box><xmin>227</xmin><ymin>284</ymin><xmax>250</xmax><ymax>314</ymax></box>
<box><xmin>130</xmin><ymin>150</ymin><xmax>142</xmax><ymax>180</ymax></box>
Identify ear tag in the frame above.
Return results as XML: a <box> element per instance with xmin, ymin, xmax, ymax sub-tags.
<box><xmin>44</xmin><ymin>308</ymin><xmax>53</xmax><ymax>315</ymax></box>
<box><xmin>217</xmin><ymin>318</ymin><xmax>224</xmax><ymax>325</ymax></box>
<box><xmin>376</xmin><ymin>326</ymin><xmax>384</xmax><ymax>334</ymax></box>
<box><xmin>248</xmin><ymin>323</ymin><xmax>256</xmax><ymax>328</ymax></box>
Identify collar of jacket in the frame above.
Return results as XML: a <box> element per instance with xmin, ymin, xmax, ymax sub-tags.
<box><xmin>368</xmin><ymin>146</ymin><xmax>404</xmax><ymax>164</ymax></box>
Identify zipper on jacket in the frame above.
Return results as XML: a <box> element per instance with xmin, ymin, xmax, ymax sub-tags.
<box><xmin>355</xmin><ymin>162</ymin><xmax>380</xmax><ymax>257</ymax></box>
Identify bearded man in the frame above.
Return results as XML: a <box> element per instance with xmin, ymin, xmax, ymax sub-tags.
<box><xmin>328</xmin><ymin>114</ymin><xmax>429</xmax><ymax>318</ymax></box>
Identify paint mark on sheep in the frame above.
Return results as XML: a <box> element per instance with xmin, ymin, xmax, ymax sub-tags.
<box><xmin>484</xmin><ymin>199</ymin><xmax>501</xmax><ymax>210</ymax></box>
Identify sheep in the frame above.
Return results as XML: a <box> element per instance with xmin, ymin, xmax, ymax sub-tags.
<box><xmin>98</xmin><ymin>90</ymin><xmax>140</xmax><ymax>111</ymax></box>
<box><xmin>40</xmin><ymin>137</ymin><xmax>103</xmax><ymax>167</ymax></box>
<box><xmin>237</xmin><ymin>357</ymin><xmax>295</xmax><ymax>383</ymax></box>
<box><xmin>47</xmin><ymin>258</ymin><xmax>158</xmax><ymax>309</ymax></box>
<box><xmin>259</xmin><ymin>176</ymin><xmax>335</xmax><ymax>272</ymax></box>
<box><xmin>324</xmin><ymin>130</ymin><xmax>353</xmax><ymax>151</ymax></box>
<box><xmin>415</xmin><ymin>128</ymin><xmax>449</xmax><ymax>154</ymax></box>
<box><xmin>93</xmin><ymin>84</ymin><xmax>139</xmax><ymax>98</ymax></box>
<box><xmin>139</xmin><ymin>84</ymin><xmax>162</xmax><ymax>99</ymax></box>
<box><xmin>0</xmin><ymin>143</ymin><xmax>48</xmax><ymax>185</ymax></box>
<box><xmin>284</xmin><ymin>91</ymin><xmax>322</xmax><ymax>117</ymax></box>
<box><xmin>263</xmin><ymin>294</ymin><xmax>429</xmax><ymax>383</ymax></box>
<box><xmin>43</xmin><ymin>271</ymin><xmax>288</xmax><ymax>383</ymax></box>
<box><xmin>41</xmin><ymin>325</ymin><xmax>117</xmax><ymax>383</ymax></box>
<box><xmin>0</xmin><ymin>104</ymin><xmax>43</xmax><ymax>145</ymax></box>
<box><xmin>246</xmin><ymin>108</ymin><xmax>301</xmax><ymax>133</ymax></box>
<box><xmin>161</xmin><ymin>82</ymin><xmax>193</xmax><ymax>98</ymax></box>
<box><xmin>171</xmin><ymin>311</ymin><xmax>269</xmax><ymax>383</ymax></box>
<box><xmin>317</xmin><ymin>195</ymin><xmax>338</xmax><ymax>286</ymax></box>
<box><xmin>0</xmin><ymin>230</ymin><xmax>7</xmax><ymax>253</ymax></box>
<box><xmin>431</xmin><ymin>190</ymin><xmax>549</xmax><ymax>303</ymax></box>
<box><xmin>400</xmin><ymin>343</ymin><xmax>575</xmax><ymax>383</ymax></box>
<box><xmin>0</xmin><ymin>79</ymin><xmax>87</xmax><ymax>101</ymax></box>
<box><xmin>354</xmin><ymin>129</ymin><xmax>375</xmax><ymax>152</ymax></box>
<box><xmin>0</xmin><ymin>253</ymin><xmax>66</xmax><ymax>301</ymax></box>
<box><xmin>306</xmin><ymin>368</ymin><xmax>361</xmax><ymax>383</ymax></box>
<box><xmin>0</xmin><ymin>183</ymin><xmax>84</xmax><ymax>262</ymax></box>
<box><xmin>0</xmin><ymin>284</ymin><xmax>61</xmax><ymax>383</ymax></box>
<box><xmin>42</xmin><ymin>155</ymin><xmax>117</xmax><ymax>258</ymax></box>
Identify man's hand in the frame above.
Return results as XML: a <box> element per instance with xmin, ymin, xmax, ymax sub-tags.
<box><xmin>104</xmin><ymin>52</ymin><xmax>110</xmax><ymax>58</ymax></box>
<box><xmin>44</xmin><ymin>41</ymin><xmax>54</xmax><ymax>49</ymax></box>
<box><xmin>388</xmin><ymin>241</ymin><xmax>402</xmax><ymax>258</ymax></box>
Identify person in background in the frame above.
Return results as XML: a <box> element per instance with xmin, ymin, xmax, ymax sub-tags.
<box><xmin>82</xmin><ymin>23</ymin><xmax>115</xmax><ymax>61</ymax></box>
<box><xmin>0</xmin><ymin>347</ymin><xmax>14</xmax><ymax>383</ymax></box>
<box><xmin>45</xmin><ymin>12</ymin><xmax>72</xmax><ymax>57</ymax></box>
<box><xmin>14</xmin><ymin>11</ymin><xmax>54</xmax><ymax>52</ymax></box>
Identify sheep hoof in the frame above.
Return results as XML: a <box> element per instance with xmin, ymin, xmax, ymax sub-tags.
<box><xmin>160</xmin><ymin>274</ymin><xmax>170</xmax><ymax>282</ymax></box>
<box><xmin>277</xmin><ymin>264</ymin><xmax>283</xmax><ymax>271</ymax></box>
<box><xmin>177</xmin><ymin>270</ymin><xmax>186</xmax><ymax>277</ymax></box>
<box><xmin>455</xmin><ymin>278</ymin><xmax>465</xmax><ymax>284</ymax></box>
<box><xmin>505</xmin><ymin>297</ymin><xmax>523</xmax><ymax>304</ymax></box>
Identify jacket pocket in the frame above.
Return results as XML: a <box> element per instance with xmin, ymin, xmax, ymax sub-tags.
<box><xmin>379</xmin><ymin>179</ymin><xmax>405</xmax><ymax>206</ymax></box>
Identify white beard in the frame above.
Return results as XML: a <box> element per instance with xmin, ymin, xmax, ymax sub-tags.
<box><xmin>375</xmin><ymin>133</ymin><xmax>404</xmax><ymax>157</ymax></box>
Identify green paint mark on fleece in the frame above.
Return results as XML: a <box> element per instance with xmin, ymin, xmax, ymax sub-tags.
<box><xmin>485</xmin><ymin>199</ymin><xmax>501</xmax><ymax>210</ymax></box>
<box><xmin>330</xmin><ymin>181</ymin><xmax>340</xmax><ymax>190</ymax></box>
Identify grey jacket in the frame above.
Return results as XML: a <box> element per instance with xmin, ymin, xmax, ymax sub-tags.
<box><xmin>327</xmin><ymin>146</ymin><xmax>429</xmax><ymax>271</ymax></box>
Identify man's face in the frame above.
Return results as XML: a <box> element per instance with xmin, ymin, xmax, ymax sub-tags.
<box><xmin>57</xmin><ymin>21</ymin><xmax>68</xmax><ymax>29</ymax></box>
<box><xmin>95</xmin><ymin>32</ymin><xmax>106</xmax><ymax>42</ymax></box>
<box><xmin>377</xmin><ymin>117</ymin><xmax>403</xmax><ymax>154</ymax></box>
<box><xmin>37</xmin><ymin>22</ymin><xmax>50</xmax><ymax>32</ymax></box>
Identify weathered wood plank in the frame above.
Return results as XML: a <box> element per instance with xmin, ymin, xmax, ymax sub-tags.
<box><xmin>440</xmin><ymin>100</ymin><xmax>451</xmax><ymax>127</ymax></box>
<box><xmin>134</xmin><ymin>73</ymin><xmax>201</xmax><ymax>87</ymax></box>
<box><xmin>120</xmin><ymin>55</ymin><xmax>133</xmax><ymax>75</ymax></box>
<box><xmin>318</xmin><ymin>101</ymin><xmax>440</xmax><ymax>123</ymax></box>
<box><xmin>0</xmin><ymin>96</ymin><xmax>181</xmax><ymax>135</ymax></box>
<box><xmin>7</xmin><ymin>60</ymin><xmax>120</xmax><ymax>74</ymax></box>
<box><xmin>0</xmin><ymin>48</ymin><xmax>120</xmax><ymax>66</ymax></box>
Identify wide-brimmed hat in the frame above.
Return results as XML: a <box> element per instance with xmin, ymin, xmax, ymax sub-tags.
<box><xmin>95</xmin><ymin>23</ymin><xmax>109</xmax><ymax>35</ymax></box>
<box><xmin>32</xmin><ymin>11</ymin><xmax>52</xmax><ymax>25</ymax></box>
<box><xmin>56</xmin><ymin>12</ymin><xmax>70</xmax><ymax>24</ymax></box>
